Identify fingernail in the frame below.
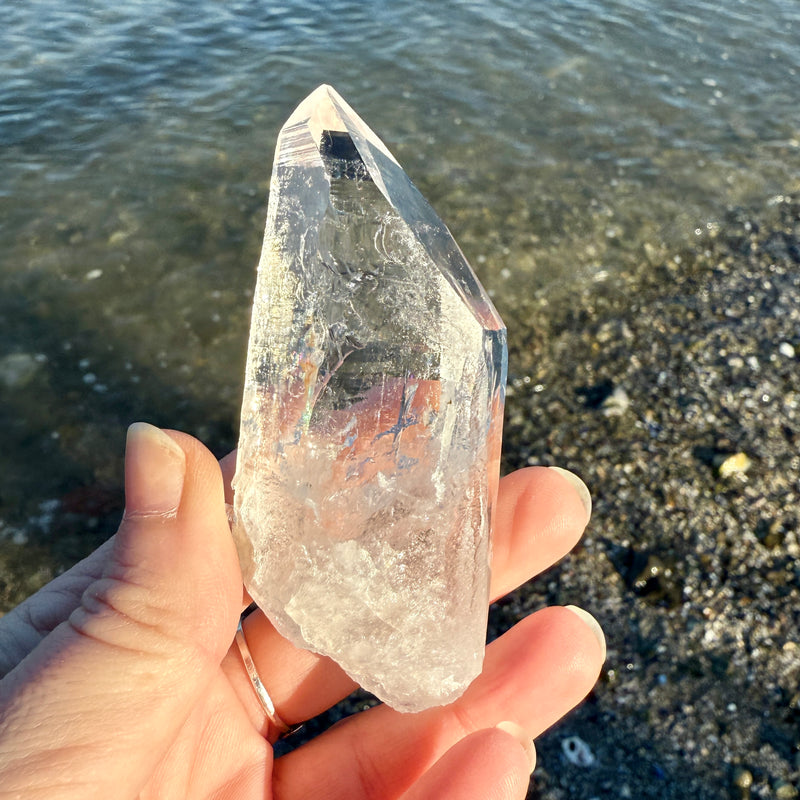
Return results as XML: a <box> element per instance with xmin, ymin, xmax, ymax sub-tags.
<box><xmin>565</xmin><ymin>605</ymin><xmax>606</xmax><ymax>662</ymax></box>
<box><xmin>548</xmin><ymin>466</ymin><xmax>592</xmax><ymax>519</ymax></box>
<box><xmin>125</xmin><ymin>423</ymin><xmax>186</xmax><ymax>516</ymax></box>
<box><xmin>495</xmin><ymin>720</ymin><xmax>537</xmax><ymax>773</ymax></box>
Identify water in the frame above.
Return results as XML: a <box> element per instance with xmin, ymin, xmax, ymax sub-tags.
<box><xmin>1</xmin><ymin>0</ymin><xmax>798</xmax><ymax>603</ymax></box>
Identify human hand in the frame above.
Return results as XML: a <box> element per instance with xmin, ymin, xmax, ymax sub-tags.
<box><xmin>0</xmin><ymin>423</ymin><xmax>604</xmax><ymax>800</ymax></box>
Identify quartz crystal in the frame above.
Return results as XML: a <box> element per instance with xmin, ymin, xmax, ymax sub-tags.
<box><xmin>231</xmin><ymin>85</ymin><xmax>507</xmax><ymax>712</ymax></box>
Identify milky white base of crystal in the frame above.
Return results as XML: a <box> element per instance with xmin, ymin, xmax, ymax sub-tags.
<box><xmin>233</xmin><ymin>415</ymin><xmax>491</xmax><ymax>713</ymax></box>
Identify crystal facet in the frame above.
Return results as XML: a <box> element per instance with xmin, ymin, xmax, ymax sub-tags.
<box><xmin>231</xmin><ymin>85</ymin><xmax>507</xmax><ymax>712</ymax></box>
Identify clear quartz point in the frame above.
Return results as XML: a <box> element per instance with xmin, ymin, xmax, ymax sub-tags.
<box><xmin>232</xmin><ymin>85</ymin><xmax>507</xmax><ymax>712</ymax></box>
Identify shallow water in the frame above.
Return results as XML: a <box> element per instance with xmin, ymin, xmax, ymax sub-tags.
<box><xmin>1</xmin><ymin>0</ymin><xmax>799</xmax><ymax>601</ymax></box>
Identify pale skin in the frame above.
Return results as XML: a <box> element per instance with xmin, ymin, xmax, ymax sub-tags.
<box><xmin>0</xmin><ymin>423</ymin><xmax>605</xmax><ymax>800</ymax></box>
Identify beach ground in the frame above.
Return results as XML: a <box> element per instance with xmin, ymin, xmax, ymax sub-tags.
<box><xmin>495</xmin><ymin>194</ymin><xmax>800</xmax><ymax>799</ymax></box>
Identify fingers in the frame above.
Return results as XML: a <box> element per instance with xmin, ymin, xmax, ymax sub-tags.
<box><xmin>0</xmin><ymin>424</ymin><xmax>242</xmax><ymax>800</ymax></box>
<box><xmin>223</xmin><ymin>610</ymin><xmax>357</xmax><ymax>739</ymax></box>
<box><xmin>490</xmin><ymin>466</ymin><xmax>591</xmax><ymax>600</ymax></box>
<box><xmin>225</xmin><ymin>465</ymin><xmax>593</xmax><ymax>735</ymax></box>
<box><xmin>79</xmin><ymin>425</ymin><xmax>241</xmax><ymax>660</ymax></box>
<box><xmin>398</xmin><ymin>726</ymin><xmax>534</xmax><ymax>800</ymax></box>
<box><xmin>219</xmin><ymin>448</ymin><xmax>237</xmax><ymax>504</ymax></box>
<box><xmin>0</xmin><ymin>441</ymin><xmax>246</xmax><ymax>678</ymax></box>
<box><xmin>272</xmin><ymin>606</ymin><xmax>604</xmax><ymax>800</ymax></box>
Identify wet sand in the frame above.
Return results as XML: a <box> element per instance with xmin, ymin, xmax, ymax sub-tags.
<box><xmin>496</xmin><ymin>194</ymin><xmax>800</xmax><ymax>799</ymax></box>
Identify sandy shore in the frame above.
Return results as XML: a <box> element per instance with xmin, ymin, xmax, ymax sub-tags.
<box><xmin>496</xmin><ymin>195</ymin><xmax>800</xmax><ymax>799</ymax></box>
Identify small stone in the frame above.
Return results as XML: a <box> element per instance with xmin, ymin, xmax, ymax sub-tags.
<box><xmin>716</xmin><ymin>452</ymin><xmax>751</xmax><ymax>478</ymax></box>
<box><xmin>0</xmin><ymin>353</ymin><xmax>43</xmax><ymax>388</ymax></box>
<box><xmin>779</xmin><ymin>341</ymin><xmax>796</xmax><ymax>358</ymax></box>
<box><xmin>733</xmin><ymin>767</ymin><xmax>753</xmax><ymax>800</ymax></box>
<box><xmin>775</xmin><ymin>782</ymin><xmax>798</xmax><ymax>800</ymax></box>
<box><xmin>562</xmin><ymin>735</ymin><xmax>596</xmax><ymax>766</ymax></box>
<box><xmin>756</xmin><ymin>517</ymin><xmax>784</xmax><ymax>549</ymax></box>
<box><xmin>11</xmin><ymin>528</ymin><xmax>28</xmax><ymax>546</ymax></box>
<box><xmin>601</xmin><ymin>385</ymin><xmax>630</xmax><ymax>417</ymax></box>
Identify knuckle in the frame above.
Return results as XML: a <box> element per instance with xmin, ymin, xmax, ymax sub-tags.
<box><xmin>68</xmin><ymin>575</ymin><xmax>185</xmax><ymax>658</ymax></box>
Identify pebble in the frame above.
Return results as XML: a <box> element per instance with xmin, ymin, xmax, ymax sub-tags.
<box><xmin>778</xmin><ymin>341</ymin><xmax>795</xmax><ymax>358</ymax></box>
<box><xmin>716</xmin><ymin>452</ymin><xmax>751</xmax><ymax>478</ymax></box>
<box><xmin>733</xmin><ymin>767</ymin><xmax>753</xmax><ymax>800</ymax></box>
<box><xmin>0</xmin><ymin>352</ymin><xmax>43</xmax><ymax>388</ymax></box>
<box><xmin>775</xmin><ymin>783</ymin><xmax>799</xmax><ymax>800</ymax></box>
<box><xmin>562</xmin><ymin>735</ymin><xmax>596</xmax><ymax>767</ymax></box>
<box><xmin>601</xmin><ymin>385</ymin><xmax>630</xmax><ymax>417</ymax></box>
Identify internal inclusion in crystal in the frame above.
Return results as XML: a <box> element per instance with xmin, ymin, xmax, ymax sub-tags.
<box><xmin>232</xmin><ymin>85</ymin><xmax>507</xmax><ymax>712</ymax></box>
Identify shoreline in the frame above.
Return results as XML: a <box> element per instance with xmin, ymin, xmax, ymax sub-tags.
<box><xmin>498</xmin><ymin>195</ymin><xmax>800</xmax><ymax>798</ymax></box>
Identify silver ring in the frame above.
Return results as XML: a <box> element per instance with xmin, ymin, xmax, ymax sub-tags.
<box><xmin>235</xmin><ymin>617</ymin><xmax>295</xmax><ymax>742</ymax></box>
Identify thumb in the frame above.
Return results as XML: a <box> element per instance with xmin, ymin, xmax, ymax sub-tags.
<box><xmin>0</xmin><ymin>423</ymin><xmax>241</xmax><ymax>800</ymax></box>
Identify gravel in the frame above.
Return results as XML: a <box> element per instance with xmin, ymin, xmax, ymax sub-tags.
<box><xmin>496</xmin><ymin>195</ymin><xmax>800</xmax><ymax>799</ymax></box>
